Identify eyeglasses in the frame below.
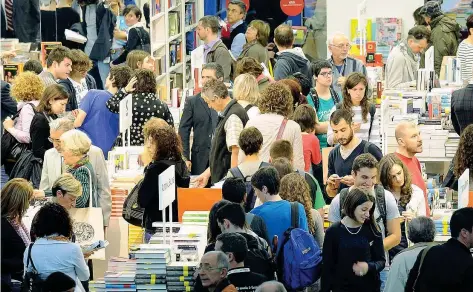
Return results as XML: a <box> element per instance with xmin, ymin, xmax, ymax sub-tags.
<box><xmin>197</xmin><ymin>264</ymin><xmax>223</xmax><ymax>272</ymax></box>
<box><xmin>331</xmin><ymin>44</ymin><xmax>352</xmax><ymax>50</ymax></box>
<box><xmin>319</xmin><ymin>71</ymin><xmax>333</xmax><ymax>77</ymax></box>
<box><xmin>48</xmin><ymin>137</ymin><xmax>61</xmax><ymax>143</ymax></box>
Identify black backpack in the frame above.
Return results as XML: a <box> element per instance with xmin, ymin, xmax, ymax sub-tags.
<box><xmin>335</xmin><ymin>103</ymin><xmax>377</xmax><ymax>140</ymax></box>
<box><xmin>229</xmin><ymin>162</ymin><xmax>270</xmax><ymax>212</ymax></box>
<box><xmin>339</xmin><ymin>184</ymin><xmax>387</xmax><ymax>236</ymax></box>
<box><xmin>122</xmin><ymin>178</ymin><xmax>145</xmax><ymax>227</ymax></box>
<box><xmin>240</xmin><ymin>233</ymin><xmax>275</xmax><ymax>280</ymax></box>
<box><xmin>21</xmin><ymin>244</ymin><xmax>43</xmax><ymax>292</ymax></box>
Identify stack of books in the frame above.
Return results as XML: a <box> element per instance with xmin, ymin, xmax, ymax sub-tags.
<box><xmin>418</xmin><ymin>119</ymin><xmax>447</xmax><ymax>158</ymax></box>
<box><xmin>89</xmin><ymin>279</ymin><xmax>105</xmax><ymax>292</ymax></box>
<box><xmin>131</xmin><ymin>244</ymin><xmax>172</xmax><ymax>292</ymax></box>
<box><xmin>110</xmin><ymin>187</ymin><xmax>128</xmax><ymax>218</ymax></box>
<box><xmin>166</xmin><ymin>262</ymin><xmax>198</xmax><ymax>291</ymax></box>
<box><xmin>432</xmin><ymin>209</ymin><xmax>455</xmax><ymax>236</ymax></box>
<box><xmin>445</xmin><ymin>131</ymin><xmax>460</xmax><ymax>158</ymax></box>
<box><xmin>104</xmin><ymin>257</ymin><xmax>137</xmax><ymax>292</ymax></box>
<box><xmin>181</xmin><ymin>211</ymin><xmax>209</xmax><ymax>225</ymax></box>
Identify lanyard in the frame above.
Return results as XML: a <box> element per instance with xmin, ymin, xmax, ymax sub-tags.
<box><xmin>227</xmin><ymin>268</ymin><xmax>250</xmax><ymax>276</ymax></box>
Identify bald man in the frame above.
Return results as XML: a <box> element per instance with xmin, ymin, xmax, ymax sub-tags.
<box><xmin>255</xmin><ymin>281</ymin><xmax>287</xmax><ymax>292</ymax></box>
<box><xmin>327</xmin><ymin>32</ymin><xmax>367</xmax><ymax>97</ymax></box>
<box><xmin>394</xmin><ymin>121</ymin><xmax>429</xmax><ymax>215</ymax></box>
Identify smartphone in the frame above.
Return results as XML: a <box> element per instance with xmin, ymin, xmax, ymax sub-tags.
<box><xmin>82</xmin><ymin>240</ymin><xmax>109</xmax><ymax>252</ymax></box>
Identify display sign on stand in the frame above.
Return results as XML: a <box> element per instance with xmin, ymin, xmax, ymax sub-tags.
<box><xmin>159</xmin><ymin>165</ymin><xmax>176</xmax><ymax>245</ymax></box>
<box><xmin>119</xmin><ymin>94</ymin><xmax>133</xmax><ymax>147</ymax></box>
<box><xmin>280</xmin><ymin>0</ymin><xmax>304</xmax><ymax>16</ymax></box>
<box><xmin>458</xmin><ymin>168</ymin><xmax>470</xmax><ymax>208</ymax></box>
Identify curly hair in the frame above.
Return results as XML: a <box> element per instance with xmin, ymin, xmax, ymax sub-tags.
<box><xmin>278</xmin><ymin>79</ymin><xmax>306</xmax><ymax>109</ymax></box>
<box><xmin>239</xmin><ymin>126</ymin><xmax>263</xmax><ymax>155</ymax></box>
<box><xmin>109</xmin><ymin>65</ymin><xmax>133</xmax><ymax>89</ymax></box>
<box><xmin>341</xmin><ymin>72</ymin><xmax>370</xmax><ymax>122</ymax></box>
<box><xmin>11</xmin><ymin>72</ymin><xmax>45</xmax><ymax>101</ymax></box>
<box><xmin>378</xmin><ymin>153</ymin><xmax>413</xmax><ymax>208</ymax></box>
<box><xmin>233</xmin><ymin>73</ymin><xmax>259</xmax><ymax>104</ymax></box>
<box><xmin>133</xmin><ymin>69</ymin><xmax>157</xmax><ymax>94</ymax></box>
<box><xmin>69</xmin><ymin>49</ymin><xmax>93</xmax><ymax>76</ymax></box>
<box><xmin>454</xmin><ymin>124</ymin><xmax>473</xmax><ymax>178</ymax></box>
<box><xmin>258</xmin><ymin>83</ymin><xmax>293</xmax><ymax>117</ymax></box>
<box><xmin>144</xmin><ymin>122</ymin><xmax>183</xmax><ymax>161</ymax></box>
<box><xmin>279</xmin><ymin>173</ymin><xmax>315</xmax><ymax>234</ymax></box>
<box><xmin>235</xmin><ymin>57</ymin><xmax>263</xmax><ymax>78</ymax></box>
<box><xmin>30</xmin><ymin>202</ymin><xmax>73</xmax><ymax>239</ymax></box>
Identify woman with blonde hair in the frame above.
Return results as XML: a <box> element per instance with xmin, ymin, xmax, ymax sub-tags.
<box><xmin>2</xmin><ymin>72</ymin><xmax>45</xmax><ymax>174</ymax></box>
<box><xmin>125</xmin><ymin>50</ymin><xmax>154</xmax><ymax>71</ymax></box>
<box><xmin>233</xmin><ymin>73</ymin><xmax>261</xmax><ymax>119</ymax></box>
<box><xmin>60</xmin><ymin>130</ymin><xmax>97</xmax><ymax>209</ymax></box>
<box><xmin>51</xmin><ymin>173</ymin><xmax>83</xmax><ymax>210</ymax></box>
<box><xmin>279</xmin><ymin>173</ymin><xmax>324</xmax><ymax>247</ymax></box>
<box><xmin>1</xmin><ymin>178</ymin><xmax>34</xmax><ymax>289</ymax></box>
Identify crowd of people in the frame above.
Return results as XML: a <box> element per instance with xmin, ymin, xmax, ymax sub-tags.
<box><xmin>1</xmin><ymin>0</ymin><xmax>473</xmax><ymax>292</ymax></box>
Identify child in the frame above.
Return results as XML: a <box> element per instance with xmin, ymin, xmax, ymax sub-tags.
<box><xmin>293</xmin><ymin>104</ymin><xmax>322</xmax><ymax>174</ymax></box>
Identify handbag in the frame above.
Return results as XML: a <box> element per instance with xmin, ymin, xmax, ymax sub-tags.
<box><xmin>21</xmin><ymin>244</ymin><xmax>43</xmax><ymax>292</ymax></box>
<box><xmin>122</xmin><ymin>178</ymin><xmax>144</xmax><ymax>227</ymax></box>
<box><xmin>69</xmin><ymin>167</ymin><xmax>105</xmax><ymax>260</ymax></box>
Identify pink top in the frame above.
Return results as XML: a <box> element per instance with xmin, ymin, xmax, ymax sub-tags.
<box><xmin>10</xmin><ymin>101</ymin><xmax>40</xmax><ymax>143</ymax></box>
<box><xmin>302</xmin><ymin>133</ymin><xmax>322</xmax><ymax>172</ymax></box>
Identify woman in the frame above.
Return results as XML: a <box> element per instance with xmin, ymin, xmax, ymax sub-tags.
<box><xmin>1</xmin><ymin>179</ymin><xmax>34</xmax><ymax>291</ymax></box>
<box><xmin>138</xmin><ymin>119</ymin><xmax>190</xmax><ymax>241</ymax></box>
<box><xmin>278</xmin><ymin>78</ymin><xmax>306</xmax><ymax>110</ymax></box>
<box><xmin>454</xmin><ymin>124</ymin><xmax>473</xmax><ymax>191</ymax></box>
<box><xmin>60</xmin><ymin>130</ymin><xmax>98</xmax><ymax>209</ymax></box>
<box><xmin>240</xmin><ymin>20</ymin><xmax>270</xmax><ymax>65</ymax></box>
<box><xmin>51</xmin><ymin>174</ymin><xmax>83</xmax><ymax>210</ymax></box>
<box><xmin>125</xmin><ymin>50</ymin><xmax>154</xmax><ymax>71</ymax></box>
<box><xmin>2</xmin><ymin>72</ymin><xmax>45</xmax><ymax>174</ymax></box>
<box><xmin>457</xmin><ymin>14</ymin><xmax>473</xmax><ymax>85</ymax></box>
<box><xmin>378</xmin><ymin>154</ymin><xmax>426</xmax><ymax>259</ymax></box>
<box><xmin>59</xmin><ymin>49</ymin><xmax>97</xmax><ymax>111</ymax></box>
<box><xmin>30</xmin><ymin>85</ymin><xmax>69</xmax><ymax>160</ymax></box>
<box><xmin>279</xmin><ymin>173</ymin><xmax>324</xmax><ymax>248</ymax></box>
<box><xmin>26</xmin><ymin>202</ymin><xmax>90</xmax><ymax>292</ymax></box>
<box><xmin>321</xmin><ymin>188</ymin><xmax>385</xmax><ymax>292</ymax></box>
<box><xmin>206</xmin><ymin>199</ymin><xmax>232</xmax><ymax>252</ymax></box>
<box><xmin>233</xmin><ymin>74</ymin><xmax>261</xmax><ymax>119</ymax></box>
<box><xmin>241</xmin><ymin>83</ymin><xmax>305</xmax><ymax>170</ymax></box>
<box><xmin>327</xmin><ymin>72</ymin><xmax>380</xmax><ymax>146</ymax></box>
<box><xmin>235</xmin><ymin>57</ymin><xmax>273</xmax><ymax>92</ymax></box>
<box><xmin>106</xmin><ymin>69</ymin><xmax>174</xmax><ymax>146</ymax></box>
<box><xmin>111</xmin><ymin>5</ymin><xmax>150</xmax><ymax>65</ymax></box>
<box><xmin>307</xmin><ymin>60</ymin><xmax>340</xmax><ymax>149</ymax></box>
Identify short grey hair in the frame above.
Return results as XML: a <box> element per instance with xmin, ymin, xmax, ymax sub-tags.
<box><xmin>49</xmin><ymin>118</ymin><xmax>74</xmax><ymax>132</ymax></box>
<box><xmin>408</xmin><ymin>216</ymin><xmax>436</xmax><ymax>243</ymax></box>
<box><xmin>205</xmin><ymin>251</ymin><xmax>230</xmax><ymax>270</ymax></box>
<box><xmin>60</xmin><ymin>129</ymin><xmax>92</xmax><ymax>156</ymax></box>
<box><xmin>202</xmin><ymin>63</ymin><xmax>224</xmax><ymax>80</ymax></box>
<box><xmin>255</xmin><ymin>281</ymin><xmax>287</xmax><ymax>292</ymax></box>
<box><xmin>327</xmin><ymin>31</ymin><xmax>348</xmax><ymax>46</ymax></box>
<box><xmin>229</xmin><ymin>0</ymin><xmax>247</xmax><ymax>17</ymax></box>
<box><xmin>202</xmin><ymin>79</ymin><xmax>229</xmax><ymax>101</ymax></box>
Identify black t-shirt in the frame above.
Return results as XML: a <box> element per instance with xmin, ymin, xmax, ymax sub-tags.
<box><xmin>227</xmin><ymin>268</ymin><xmax>267</xmax><ymax>292</ymax></box>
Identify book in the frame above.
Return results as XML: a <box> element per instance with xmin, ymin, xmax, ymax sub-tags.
<box><xmin>137</xmin><ymin>284</ymin><xmax>166</xmax><ymax>290</ymax></box>
<box><xmin>135</xmin><ymin>278</ymin><xmax>167</xmax><ymax>285</ymax></box>
<box><xmin>185</xmin><ymin>3</ymin><xmax>196</xmax><ymax>26</ymax></box>
<box><xmin>105</xmin><ymin>284</ymin><xmax>136</xmax><ymax>289</ymax></box>
<box><xmin>136</xmin><ymin>257</ymin><xmax>171</xmax><ymax>264</ymax></box>
<box><xmin>40</xmin><ymin>42</ymin><xmax>62</xmax><ymax>68</ymax></box>
<box><xmin>104</xmin><ymin>272</ymin><xmax>135</xmax><ymax>282</ymax></box>
<box><xmin>135</xmin><ymin>274</ymin><xmax>166</xmax><ymax>280</ymax></box>
<box><xmin>166</xmin><ymin>262</ymin><xmax>198</xmax><ymax>271</ymax></box>
<box><xmin>3</xmin><ymin>63</ymin><xmax>22</xmax><ymax>83</ymax></box>
<box><xmin>169</xmin><ymin>12</ymin><xmax>180</xmax><ymax>37</ymax></box>
<box><xmin>166</xmin><ymin>276</ymin><xmax>194</xmax><ymax>282</ymax></box>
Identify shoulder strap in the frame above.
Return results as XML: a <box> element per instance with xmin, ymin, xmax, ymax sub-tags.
<box><xmin>26</xmin><ymin>103</ymin><xmax>37</xmax><ymax>114</ymax></box>
<box><xmin>368</xmin><ymin>104</ymin><xmax>376</xmax><ymax>140</ymax></box>
<box><xmin>244</xmin><ymin>104</ymin><xmax>254</xmax><ymax>112</ymax></box>
<box><xmin>259</xmin><ymin>162</ymin><xmax>270</xmax><ymax>168</ymax></box>
<box><xmin>135</xmin><ymin>27</ymin><xmax>144</xmax><ymax>48</ymax></box>
<box><xmin>229</xmin><ymin>166</ymin><xmax>245</xmax><ymax>179</ymax></box>
<box><xmin>84</xmin><ymin>165</ymin><xmax>95</xmax><ymax>208</ymax></box>
<box><xmin>246</xmin><ymin>213</ymin><xmax>255</xmax><ymax>226</ymax></box>
<box><xmin>374</xmin><ymin>185</ymin><xmax>387</xmax><ymax>231</ymax></box>
<box><xmin>290</xmin><ymin>202</ymin><xmax>299</xmax><ymax>229</ymax></box>
<box><xmin>26</xmin><ymin>243</ymin><xmax>37</xmax><ymax>272</ymax></box>
<box><xmin>339</xmin><ymin>188</ymin><xmax>349</xmax><ymax>218</ymax></box>
<box><xmin>335</xmin><ymin>103</ymin><xmax>341</xmax><ymax>110</ymax></box>
<box><xmin>276</xmin><ymin>119</ymin><xmax>288</xmax><ymax>140</ymax></box>
<box><xmin>413</xmin><ymin>245</ymin><xmax>435</xmax><ymax>290</ymax></box>
<box><xmin>352</xmin><ymin>58</ymin><xmax>357</xmax><ymax>72</ymax></box>
<box><xmin>363</xmin><ymin>141</ymin><xmax>372</xmax><ymax>154</ymax></box>
<box><xmin>330</xmin><ymin>86</ymin><xmax>340</xmax><ymax>104</ymax></box>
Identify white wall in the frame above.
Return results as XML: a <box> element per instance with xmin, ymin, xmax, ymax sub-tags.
<box><xmin>327</xmin><ymin>0</ymin><xmax>424</xmax><ymax>47</ymax></box>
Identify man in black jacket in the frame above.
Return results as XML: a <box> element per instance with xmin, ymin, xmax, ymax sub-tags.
<box><xmin>405</xmin><ymin>207</ymin><xmax>473</xmax><ymax>292</ymax></box>
<box><xmin>451</xmin><ymin>84</ymin><xmax>473</xmax><ymax>135</ymax></box>
<box><xmin>179</xmin><ymin>63</ymin><xmax>220</xmax><ymax>175</ymax></box>
<box><xmin>216</xmin><ymin>233</ymin><xmax>268</xmax><ymax>292</ymax></box>
<box><xmin>1</xmin><ymin>81</ymin><xmax>17</xmax><ymax>133</ymax></box>
<box><xmin>223</xmin><ymin>1</ymin><xmax>247</xmax><ymax>58</ymax></box>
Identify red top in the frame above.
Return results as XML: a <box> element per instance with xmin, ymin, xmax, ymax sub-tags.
<box><xmin>395</xmin><ymin>152</ymin><xmax>430</xmax><ymax>215</ymax></box>
<box><xmin>302</xmin><ymin>134</ymin><xmax>322</xmax><ymax>172</ymax></box>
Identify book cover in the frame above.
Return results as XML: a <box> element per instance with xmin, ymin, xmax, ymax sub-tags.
<box><xmin>135</xmin><ymin>278</ymin><xmax>166</xmax><ymax>285</ymax></box>
<box><xmin>40</xmin><ymin>42</ymin><xmax>62</xmax><ymax>68</ymax></box>
<box><xmin>166</xmin><ymin>276</ymin><xmax>194</xmax><ymax>282</ymax></box>
<box><xmin>169</xmin><ymin>12</ymin><xmax>180</xmax><ymax>37</ymax></box>
<box><xmin>375</xmin><ymin>18</ymin><xmax>402</xmax><ymax>47</ymax></box>
<box><xmin>135</xmin><ymin>274</ymin><xmax>166</xmax><ymax>280</ymax></box>
<box><xmin>136</xmin><ymin>284</ymin><xmax>166</xmax><ymax>290</ymax></box>
<box><xmin>3</xmin><ymin>63</ymin><xmax>22</xmax><ymax>83</ymax></box>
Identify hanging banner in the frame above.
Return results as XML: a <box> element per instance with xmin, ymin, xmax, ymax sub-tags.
<box><xmin>280</xmin><ymin>0</ymin><xmax>304</xmax><ymax>16</ymax></box>
<box><xmin>226</xmin><ymin>0</ymin><xmax>250</xmax><ymax>12</ymax></box>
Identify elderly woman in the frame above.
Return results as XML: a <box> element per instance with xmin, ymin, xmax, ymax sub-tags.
<box><xmin>239</xmin><ymin>20</ymin><xmax>270</xmax><ymax>65</ymax></box>
<box><xmin>59</xmin><ymin>129</ymin><xmax>97</xmax><ymax>209</ymax></box>
<box><xmin>51</xmin><ymin>174</ymin><xmax>83</xmax><ymax>210</ymax></box>
<box><xmin>384</xmin><ymin>216</ymin><xmax>436</xmax><ymax>292</ymax></box>
<box><xmin>1</xmin><ymin>178</ymin><xmax>34</xmax><ymax>290</ymax></box>
<box><xmin>233</xmin><ymin>74</ymin><xmax>261</xmax><ymax>119</ymax></box>
<box><xmin>239</xmin><ymin>83</ymin><xmax>304</xmax><ymax>170</ymax></box>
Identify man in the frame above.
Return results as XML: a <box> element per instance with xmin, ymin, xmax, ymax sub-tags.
<box><xmin>194</xmin><ymin>79</ymin><xmax>249</xmax><ymax>187</ymax></box>
<box><xmin>179</xmin><ymin>63</ymin><xmax>220</xmax><ymax>175</ymax></box>
<box><xmin>268</xmin><ymin>140</ymin><xmax>325</xmax><ymax>217</ymax></box>
<box><xmin>222</xmin><ymin>178</ymin><xmax>269</xmax><ymax>242</ymax></box>
<box><xmin>39</xmin><ymin>118</ymin><xmax>112</xmax><ymax>228</ymax></box>
<box><xmin>223</xmin><ymin>1</ymin><xmax>247</xmax><ymax>58</ymax></box>
<box><xmin>326</xmin><ymin>109</ymin><xmax>383</xmax><ymax>198</ymax></box>
<box><xmin>420</xmin><ymin>0</ymin><xmax>461</xmax><ymax>76</ymax></box>
<box><xmin>405</xmin><ymin>207</ymin><xmax>473</xmax><ymax>292</ymax></box>
<box><xmin>39</xmin><ymin>46</ymin><xmax>73</xmax><ymax>87</ymax></box>
<box><xmin>385</xmin><ymin>26</ymin><xmax>430</xmax><ymax>89</ymax></box>
<box><xmin>273</xmin><ymin>24</ymin><xmax>311</xmax><ymax>81</ymax></box>
<box><xmin>197</xmin><ymin>16</ymin><xmax>234</xmax><ymax>82</ymax></box>
<box><xmin>12</xmin><ymin>0</ymin><xmax>40</xmax><ymax>42</ymax></box>
<box><xmin>327</xmin><ymin>32</ymin><xmax>367</xmax><ymax>97</ymax></box>
<box><xmin>384</xmin><ymin>216</ymin><xmax>436</xmax><ymax>292</ymax></box>
<box><xmin>451</xmin><ymin>83</ymin><xmax>473</xmax><ymax>135</ymax></box>
<box><xmin>198</xmin><ymin>251</ymin><xmax>237</xmax><ymax>292</ymax></box>
<box><xmin>255</xmin><ymin>281</ymin><xmax>287</xmax><ymax>292</ymax></box>
<box><xmin>394</xmin><ymin>121</ymin><xmax>429</xmax><ymax>215</ymax></box>
<box><xmin>328</xmin><ymin>154</ymin><xmax>401</xmax><ymax>289</ymax></box>
<box><xmin>1</xmin><ymin>81</ymin><xmax>17</xmax><ymax>134</ymax></box>
<box><xmin>215</xmin><ymin>233</ymin><xmax>268</xmax><ymax>292</ymax></box>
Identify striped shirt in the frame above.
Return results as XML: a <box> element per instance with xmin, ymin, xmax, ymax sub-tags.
<box><xmin>457</xmin><ymin>40</ymin><xmax>473</xmax><ymax>83</ymax></box>
<box><xmin>327</xmin><ymin>106</ymin><xmax>382</xmax><ymax>149</ymax></box>
<box><xmin>67</xmin><ymin>162</ymin><xmax>97</xmax><ymax>208</ymax></box>
<box><xmin>39</xmin><ymin>71</ymin><xmax>58</xmax><ymax>87</ymax></box>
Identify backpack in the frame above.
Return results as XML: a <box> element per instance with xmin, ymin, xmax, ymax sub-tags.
<box><xmin>122</xmin><ymin>178</ymin><xmax>145</xmax><ymax>227</ymax></box>
<box><xmin>241</xmin><ymin>233</ymin><xmax>275</xmax><ymax>280</ymax></box>
<box><xmin>244</xmin><ymin>104</ymin><xmax>255</xmax><ymax>112</ymax></box>
<box><xmin>295</xmin><ymin>169</ymin><xmax>319</xmax><ymax>208</ymax></box>
<box><xmin>229</xmin><ymin>162</ymin><xmax>270</xmax><ymax>212</ymax></box>
<box><xmin>21</xmin><ymin>244</ymin><xmax>43</xmax><ymax>292</ymax></box>
<box><xmin>277</xmin><ymin>202</ymin><xmax>322</xmax><ymax>291</ymax></box>
<box><xmin>335</xmin><ymin>103</ymin><xmax>376</xmax><ymax>140</ymax></box>
<box><xmin>339</xmin><ymin>184</ymin><xmax>387</xmax><ymax>236</ymax></box>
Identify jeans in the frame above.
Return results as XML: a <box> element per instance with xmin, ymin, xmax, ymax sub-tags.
<box><xmin>380</xmin><ymin>267</ymin><xmax>389</xmax><ymax>291</ymax></box>
<box><xmin>96</xmin><ymin>51</ymin><xmax>123</xmax><ymax>90</ymax></box>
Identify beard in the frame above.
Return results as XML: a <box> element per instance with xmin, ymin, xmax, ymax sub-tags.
<box><xmin>338</xmin><ymin>130</ymin><xmax>354</xmax><ymax>146</ymax></box>
<box><xmin>407</xmin><ymin>143</ymin><xmax>423</xmax><ymax>154</ymax></box>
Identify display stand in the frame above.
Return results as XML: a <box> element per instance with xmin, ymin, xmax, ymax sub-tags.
<box><xmin>177</xmin><ymin>188</ymin><xmax>222</xmax><ymax>221</ymax></box>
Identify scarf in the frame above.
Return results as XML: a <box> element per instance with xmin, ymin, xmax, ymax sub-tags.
<box><xmin>6</xmin><ymin>217</ymin><xmax>30</xmax><ymax>246</ymax></box>
<box><xmin>66</xmin><ymin>155</ymin><xmax>90</xmax><ymax>171</ymax></box>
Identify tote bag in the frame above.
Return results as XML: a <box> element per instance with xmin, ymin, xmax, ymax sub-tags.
<box><xmin>69</xmin><ymin>167</ymin><xmax>105</xmax><ymax>260</ymax></box>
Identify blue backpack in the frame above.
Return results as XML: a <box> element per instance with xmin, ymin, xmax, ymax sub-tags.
<box><xmin>277</xmin><ymin>202</ymin><xmax>322</xmax><ymax>291</ymax></box>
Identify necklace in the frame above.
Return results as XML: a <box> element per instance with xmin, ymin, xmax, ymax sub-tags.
<box><xmin>342</xmin><ymin>219</ymin><xmax>363</xmax><ymax>235</ymax></box>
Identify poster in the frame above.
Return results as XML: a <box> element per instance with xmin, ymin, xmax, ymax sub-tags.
<box><xmin>375</xmin><ymin>18</ymin><xmax>402</xmax><ymax>47</ymax></box>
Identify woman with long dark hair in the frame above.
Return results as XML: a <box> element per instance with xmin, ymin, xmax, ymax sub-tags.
<box><xmin>454</xmin><ymin>124</ymin><xmax>473</xmax><ymax>189</ymax></box>
<box><xmin>321</xmin><ymin>188</ymin><xmax>385</xmax><ymax>292</ymax></box>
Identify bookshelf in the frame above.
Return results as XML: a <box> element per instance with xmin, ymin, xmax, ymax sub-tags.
<box><xmin>149</xmin><ymin>0</ymin><xmax>203</xmax><ymax>116</ymax></box>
